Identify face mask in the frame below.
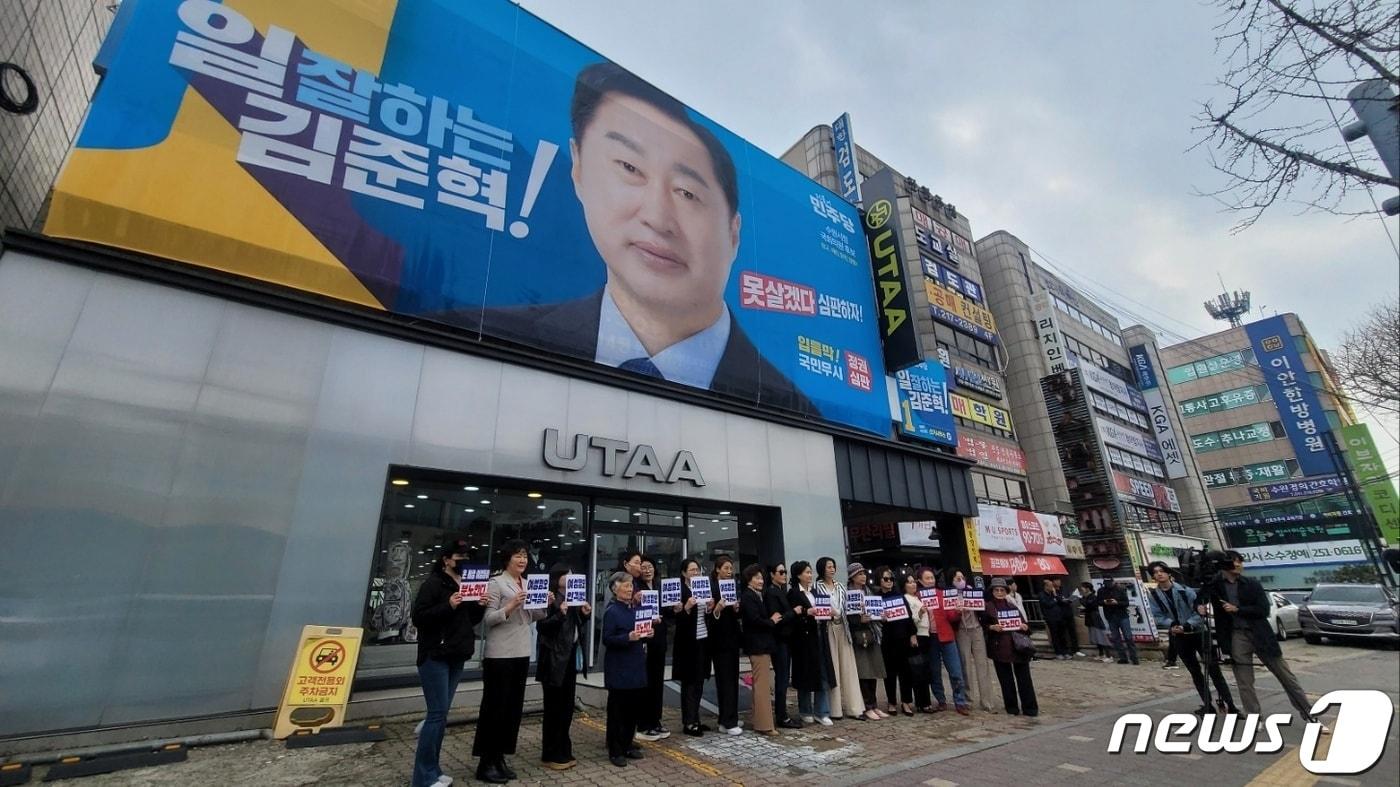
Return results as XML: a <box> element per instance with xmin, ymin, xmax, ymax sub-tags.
<box><xmin>954</xmin><ymin>579</ymin><xmax>966</xmax><ymax>590</ymax></box>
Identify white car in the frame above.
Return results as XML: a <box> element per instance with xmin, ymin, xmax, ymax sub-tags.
<box><xmin>1269</xmin><ymin>592</ymin><xmax>1303</xmax><ymax>640</ymax></box>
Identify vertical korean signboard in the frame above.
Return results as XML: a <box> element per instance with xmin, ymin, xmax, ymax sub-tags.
<box><xmin>1244</xmin><ymin>317</ymin><xmax>1333</xmax><ymax>476</ymax></box>
<box><xmin>1127</xmin><ymin>344</ymin><xmax>1188</xmax><ymax>479</ymax></box>
<box><xmin>1341</xmin><ymin>424</ymin><xmax>1400</xmax><ymax>544</ymax></box>
<box><xmin>44</xmin><ymin>0</ymin><xmax>892</xmax><ymax>436</ymax></box>
<box><xmin>861</xmin><ymin>168</ymin><xmax>921</xmax><ymax>371</ymax></box>
<box><xmin>831</xmin><ymin>112</ymin><xmax>861</xmax><ymax>206</ymax></box>
<box><xmin>1030</xmin><ymin>291</ymin><xmax>1070</xmax><ymax>376</ymax></box>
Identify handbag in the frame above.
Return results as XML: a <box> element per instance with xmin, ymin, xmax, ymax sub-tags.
<box><xmin>1010</xmin><ymin>631</ymin><xmax>1036</xmax><ymax>657</ymax></box>
<box><xmin>852</xmin><ymin>626</ymin><xmax>875</xmax><ymax>649</ymax></box>
<box><xmin>907</xmin><ymin>653</ymin><xmax>931</xmax><ymax>682</ymax></box>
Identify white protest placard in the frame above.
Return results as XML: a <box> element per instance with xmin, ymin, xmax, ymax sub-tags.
<box><xmin>962</xmin><ymin>588</ymin><xmax>985</xmax><ymax>611</ymax></box>
<box><xmin>718</xmin><ymin>579</ymin><xmax>738</xmax><ymax>604</ymax></box>
<box><xmin>882</xmin><ymin>596</ymin><xmax>909</xmax><ymax>621</ymax></box>
<box><xmin>689</xmin><ymin>576</ymin><xmax>712</xmax><ymax>602</ymax></box>
<box><xmin>633</xmin><ymin>607</ymin><xmax>653</xmax><ymax>637</ymax></box>
<box><xmin>564</xmin><ymin>573</ymin><xmax>588</xmax><ymax>607</ymax></box>
<box><xmin>996</xmin><ymin>608</ymin><xmax>1025</xmax><ymax>631</ymax></box>
<box><xmin>943</xmin><ymin>588</ymin><xmax>961</xmax><ymax>608</ymax></box>
<box><xmin>813</xmin><ymin>593</ymin><xmax>832</xmax><ymax>620</ymax></box>
<box><xmin>847</xmin><ymin>589</ymin><xmax>866</xmax><ymax>615</ymax></box>
<box><xmin>524</xmin><ymin>573</ymin><xmax>549</xmax><ymax>610</ymax></box>
<box><xmin>458</xmin><ymin>565</ymin><xmax>489</xmax><ymax>602</ymax></box>
<box><xmin>918</xmin><ymin>587</ymin><xmax>940</xmax><ymax>610</ymax></box>
<box><xmin>660</xmin><ymin>577</ymin><xmax>682</xmax><ymax>606</ymax></box>
<box><xmin>638</xmin><ymin>589</ymin><xmax>660</xmax><ymax>621</ymax></box>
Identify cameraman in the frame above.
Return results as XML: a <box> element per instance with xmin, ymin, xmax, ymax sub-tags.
<box><xmin>1146</xmin><ymin>561</ymin><xmax>1237</xmax><ymax>716</ymax></box>
<box><xmin>1198</xmin><ymin>551</ymin><xmax>1323</xmax><ymax>727</ymax></box>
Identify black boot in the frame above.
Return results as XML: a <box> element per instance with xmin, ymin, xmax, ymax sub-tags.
<box><xmin>475</xmin><ymin>758</ymin><xmax>508</xmax><ymax>784</ymax></box>
<box><xmin>496</xmin><ymin>755</ymin><xmax>516</xmax><ymax>780</ymax></box>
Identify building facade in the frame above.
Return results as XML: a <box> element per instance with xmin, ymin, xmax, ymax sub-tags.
<box><xmin>975</xmin><ymin>231</ymin><xmax>1218</xmax><ymax>586</ymax></box>
<box><xmin>0</xmin><ymin>0</ymin><xmax>982</xmax><ymax>743</ymax></box>
<box><xmin>1</xmin><ymin>0</ymin><xmax>114</xmax><ymax>231</ymax></box>
<box><xmin>1160</xmin><ymin>314</ymin><xmax>1369</xmax><ymax>589</ymax></box>
<box><xmin>783</xmin><ymin>127</ymin><xmax>1079</xmax><ymax>585</ymax></box>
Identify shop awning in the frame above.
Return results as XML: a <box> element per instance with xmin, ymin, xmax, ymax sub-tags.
<box><xmin>980</xmin><ymin>551</ymin><xmax>1068</xmax><ymax>576</ymax></box>
<box><xmin>833</xmin><ymin>438</ymin><xmax>976</xmax><ymax>517</ymax></box>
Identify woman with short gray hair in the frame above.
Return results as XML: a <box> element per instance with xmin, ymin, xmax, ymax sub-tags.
<box><xmin>603</xmin><ymin>570</ymin><xmax>651</xmax><ymax>767</ymax></box>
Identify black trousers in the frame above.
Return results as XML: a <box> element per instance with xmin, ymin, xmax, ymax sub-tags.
<box><xmin>606</xmin><ymin>688</ymin><xmax>643</xmax><ymax>757</ymax></box>
<box><xmin>1165</xmin><ymin>633</ymin><xmax>1179</xmax><ymax>664</ymax></box>
<box><xmin>881</xmin><ymin>641</ymin><xmax>913</xmax><ymax>705</ymax></box>
<box><xmin>680</xmin><ymin>679</ymin><xmax>704</xmax><ymax>727</ymax></box>
<box><xmin>1047</xmin><ymin>620</ymin><xmax>1073</xmax><ymax>655</ymax></box>
<box><xmin>540</xmin><ymin>667</ymin><xmax>577</xmax><ymax>764</ymax></box>
<box><xmin>993</xmin><ymin>661</ymin><xmax>1038</xmax><ymax>716</ymax></box>
<box><xmin>639</xmin><ymin>634</ymin><xmax>667</xmax><ymax>730</ymax></box>
<box><xmin>1172</xmin><ymin>632</ymin><xmax>1234</xmax><ymax>708</ymax></box>
<box><xmin>472</xmin><ymin>657</ymin><xmax>530</xmax><ymax>759</ymax></box>
<box><xmin>712</xmin><ymin>647</ymin><xmax>740</xmax><ymax>729</ymax></box>
<box><xmin>772</xmin><ymin>641</ymin><xmax>792</xmax><ymax>722</ymax></box>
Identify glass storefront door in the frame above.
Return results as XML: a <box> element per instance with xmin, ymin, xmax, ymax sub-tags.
<box><xmin>588</xmin><ymin>526</ymin><xmax>686</xmax><ymax>668</ymax></box>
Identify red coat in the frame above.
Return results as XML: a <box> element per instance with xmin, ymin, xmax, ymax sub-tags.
<box><xmin>920</xmin><ymin>589</ymin><xmax>961</xmax><ymax>643</ymax></box>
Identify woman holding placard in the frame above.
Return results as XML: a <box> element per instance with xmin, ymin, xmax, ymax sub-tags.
<box><xmin>845</xmin><ymin>563</ymin><xmax>886</xmax><ymax>720</ymax></box>
<box><xmin>815</xmin><ymin>556</ymin><xmax>864</xmax><ymax>720</ymax></box>
<box><xmin>946</xmin><ymin>568</ymin><xmax>995</xmax><ymax>713</ymax></box>
<box><xmin>634</xmin><ymin>556</ymin><xmax>672</xmax><ymax>741</ymax></box>
<box><xmin>739</xmin><ymin>563</ymin><xmax>781</xmax><ymax>735</ymax></box>
<box><xmin>709</xmin><ymin>555</ymin><xmax>743</xmax><ymax>735</ymax></box>
<box><xmin>900</xmin><ymin>572</ymin><xmax>934</xmax><ymax>714</ymax></box>
<box><xmin>787</xmin><ymin>560</ymin><xmax>836</xmax><ymax>726</ymax></box>
<box><xmin>473</xmin><ymin>539</ymin><xmax>550</xmax><ymax>784</ymax></box>
<box><xmin>875</xmin><ymin>568</ymin><xmax>917</xmax><ymax>717</ymax></box>
<box><xmin>535</xmin><ymin>563</ymin><xmax>591</xmax><ymax>770</ymax></box>
<box><xmin>602</xmin><ymin>571</ymin><xmax>650</xmax><ymax>767</ymax></box>
<box><xmin>917</xmin><ymin>567</ymin><xmax>969</xmax><ymax>715</ymax></box>
<box><xmin>672</xmin><ymin>558</ymin><xmax>712</xmax><ymax>737</ymax></box>
<box><xmin>979</xmin><ymin>577</ymin><xmax>1039</xmax><ymax>717</ymax></box>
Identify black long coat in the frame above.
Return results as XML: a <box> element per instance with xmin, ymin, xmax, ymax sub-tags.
<box><xmin>670</xmin><ymin>584</ymin><xmax>711</xmax><ymax>683</ymax></box>
<box><xmin>786</xmin><ymin>586</ymin><xmax>836</xmax><ymax>691</ymax></box>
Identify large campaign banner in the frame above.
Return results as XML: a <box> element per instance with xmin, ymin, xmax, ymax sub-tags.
<box><xmin>45</xmin><ymin>0</ymin><xmax>891</xmax><ymax>435</ymax></box>
<box><xmin>974</xmin><ymin>503</ymin><xmax>1066</xmax><ymax>556</ymax></box>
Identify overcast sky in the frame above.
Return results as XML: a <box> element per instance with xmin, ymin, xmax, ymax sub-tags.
<box><xmin>519</xmin><ymin>0</ymin><xmax>1400</xmax><ymax>467</ymax></box>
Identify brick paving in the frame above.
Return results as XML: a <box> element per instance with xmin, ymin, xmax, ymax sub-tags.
<box><xmin>19</xmin><ymin>641</ymin><xmax>1391</xmax><ymax>786</ymax></box>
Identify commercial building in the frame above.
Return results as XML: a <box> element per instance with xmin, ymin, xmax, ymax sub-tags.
<box><xmin>783</xmin><ymin>126</ymin><xmax>1077</xmax><ymax>584</ymax></box>
<box><xmin>1</xmin><ymin>0</ymin><xmax>115</xmax><ymax>230</ymax></box>
<box><xmin>0</xmin><ymin>0</ymin><xmax>980</xmax><ymax>743</ymax></box>
<box><xmin>974</xmin><ymin>231</ymin><xmax>1219</xmax><ymax>593</ymax></box>
<box><xmin>1159</xmin><ymin>314</ymin><xmax>1374</xmax><ymax>589</ymax></box>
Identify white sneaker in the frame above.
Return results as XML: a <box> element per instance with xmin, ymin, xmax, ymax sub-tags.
<box><xmin>1074</xmin><ymin>651</ymin><xmax>1087</xmax><ymax>657</ymax></box>
<box><xmin>1100</xmin><ymin>656</ymin><xmax>1114</xmax><ymax>663</ymax></box>
<box><xmin>801</xmin><ymin>715</ymin><xmax>816</xmax><ymax>723</ymax></box>
<box><xmin>634</xmin><ymin>730</ymin><xmax>663</xmax><ymax>742</ymax></box>
<box><xmin>434</xmin><ymin>776</ymin><xmax>453</xmax><ymax>786</ymax></box>
<box><xmin>726</xmin><ymin>726</ymin><xmax>743</xmax><ymax>736</ymax></box>
<box><xmin>818</xmin><ymin>716</ymin><xmax>834</xmax><ymax>726</ymax></box>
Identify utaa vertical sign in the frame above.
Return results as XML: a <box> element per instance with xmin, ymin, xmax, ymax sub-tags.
<box><xmin>861</xmin><ymin>168</ymin><xmax>921</xmax><ymax>371</ymax></box>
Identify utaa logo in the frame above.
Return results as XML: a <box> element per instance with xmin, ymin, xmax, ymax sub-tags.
<box><xmin>1108</xmin><ymin>690</ymin><xmax>1394</xmax><ymax>775</ymax></box>
<box><xmin>865</xmin><ymin>199</ymin><xmax>892</xmax><ymax>230</ymax></box>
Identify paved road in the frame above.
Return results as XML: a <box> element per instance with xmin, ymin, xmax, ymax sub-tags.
<box><xmin>859</xmin><ymin>643</ymin><xmax>1399</xmax><ymax>787</ymax></box>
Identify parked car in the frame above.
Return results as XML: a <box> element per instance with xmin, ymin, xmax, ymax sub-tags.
<box><xmin>1269</xmin><ymin>592</ymin><xmax>1303</xmax><ymax>639</ymax></box>
<box><xmin>1298</xmin><ymin>583</ymin><xmax>1400</xmax><ymax>647</ymax></box>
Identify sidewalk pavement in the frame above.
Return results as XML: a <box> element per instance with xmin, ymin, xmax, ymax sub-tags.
<box><xmin>20</xmin><ymin>642</ymin><xmax>1375</xmax><ymax>786</ymax></box>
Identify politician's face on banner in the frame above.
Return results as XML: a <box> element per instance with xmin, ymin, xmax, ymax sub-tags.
<box><xmin>569</xmin><ymin>93</ymin><xmax>741</xmax><ymax>325</ymax></box>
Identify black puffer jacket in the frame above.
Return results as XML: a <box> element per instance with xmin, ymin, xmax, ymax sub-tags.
<box><xmin>411</xmin><ymin>569</ymin><xmax>486</xmax><ymax>666</ymax></box>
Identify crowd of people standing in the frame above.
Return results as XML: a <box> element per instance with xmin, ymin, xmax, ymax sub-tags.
<box><xmin>408</xmin><ymin>541</ymin><xmax>1048</xmax><ymax>786</ymax></box>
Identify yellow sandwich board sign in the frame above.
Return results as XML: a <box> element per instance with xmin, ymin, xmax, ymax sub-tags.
<box><xmin>273</xmin><ymin>625</ymin><xmax>363</xmax><ymax>739</ymax></box>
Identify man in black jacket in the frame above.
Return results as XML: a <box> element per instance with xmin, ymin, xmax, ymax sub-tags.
<box><xmin>1039</xmin><ymin>579</ymin><xmax>1073</xmax><ymax>660</ymax></box>
<box><xmin>1200</xmin><ymin>552</ymin><xmax>1321</xmax><ymax>725</ymax></box>
<box><xmin>410</xmin><ymin>540</ymin><xmax>488</xmax><ymax>787</ymax></box>
<box><xmin>1098</xmin><ymin>578</ymin><xmax>1139</xmax><ymax>665</ymax></box>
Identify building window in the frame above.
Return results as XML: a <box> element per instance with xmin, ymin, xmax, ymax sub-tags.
<box><xmin>363</xmin><ymin>473</ymin><xmax>589</xmax><ymax>658</ymax></box>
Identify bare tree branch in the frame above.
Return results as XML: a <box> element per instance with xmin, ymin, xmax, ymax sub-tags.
<box><xmin>1194</xmin><ymin>0</ymin><xmax>1400</xmax><ymax>230</ymax></box>
<box><xmin>1333</xmin><ymin>300</ymin><xmax>1400</xmax><ymax>413</ymax></box>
